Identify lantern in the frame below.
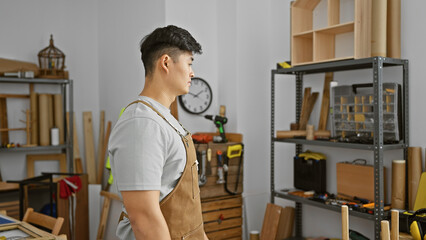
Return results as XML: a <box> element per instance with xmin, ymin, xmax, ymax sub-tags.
<box><xmin>38</xmin><ymin>35</ymin><xmax>67</xmax><ymax>79</ymax></box>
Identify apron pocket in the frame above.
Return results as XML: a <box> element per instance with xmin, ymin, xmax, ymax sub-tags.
<box><xmin>182</xmin><ymin>222</ymin><xmax>204</xmax><ymax>240</ymax></box>
<box><xmin>191</xmin><ymin>162</ymin><xmax>200</xmax><ymax>199</ymax></box>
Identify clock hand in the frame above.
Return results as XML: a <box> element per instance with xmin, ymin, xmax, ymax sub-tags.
<box><xmin>187</xmin><ymin>92</ymin><xmax>197</xmax><ymax>97</ymax></box>
<box><xmin>194</xmin><ymin>90</ymin><xmax>204</xmax><ymax>98</ymax></box>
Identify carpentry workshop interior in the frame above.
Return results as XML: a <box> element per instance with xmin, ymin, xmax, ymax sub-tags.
<box><xmin>0</xmin><ymin>0</ymin><xmax>425</xmax><ymax>240</ymax></box>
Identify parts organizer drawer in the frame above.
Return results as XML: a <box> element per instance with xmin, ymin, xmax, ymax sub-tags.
<box><xmin>331</xmin><ymin>83</ymin><xmax>402</xmax><ymax>143</ymax></box>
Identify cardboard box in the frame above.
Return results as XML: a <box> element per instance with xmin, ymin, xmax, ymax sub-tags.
<box><xmin>336</xmin><ymin>161</ymin><xmax>386</xmax><ymax>202</ymax></box>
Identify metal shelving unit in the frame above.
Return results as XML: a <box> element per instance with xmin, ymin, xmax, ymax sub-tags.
<box><xmin>0</xmin><ymin>77</ymin><xmax>74</xmax><ymax>172</ymax></box>
<box><xmin>270</xmin><ymin>57</ymin><xmax>409</xmax><ymax>239</ymax></box>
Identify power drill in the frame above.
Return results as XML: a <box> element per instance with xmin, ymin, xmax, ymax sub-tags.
<box><xmin>204</xmin><ymin>115</ymin><xmax>228</xmax><ymax>143</ymax></box>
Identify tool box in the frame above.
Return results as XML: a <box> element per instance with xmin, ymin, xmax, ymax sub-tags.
<box><xmin>331</xmin><ymin>82</ymin><xmax>402</xmax><ymax>143</ymax></box>
<box><xmin>293</xmin><ymin>153</ymin><xmax>326</xmax><ymax>193</ymax></box>
<box><xmin>336</xmin><ymin>160</ymin><xmax>386</xmax><ymax>202</ymax></box>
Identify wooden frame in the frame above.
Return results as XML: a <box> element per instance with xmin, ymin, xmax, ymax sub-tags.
<box><xmin>0</xmin><ymin>221</ymin><xmax>56</xmax><ymax>239</ymax></box>
<box><xmin>26</xmin><ymin>154</ymin><xmax>67</xmax><ymax>178</ymax></box>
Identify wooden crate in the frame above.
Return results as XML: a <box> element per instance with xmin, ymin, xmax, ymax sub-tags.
<box><xmin>202</xmin><ymin>195</ymin><xmax>243</xmax><ymax>240</ymax></box>
<box><xmin>196</xmin><ymin>142</ymin><xmax>244</xmax><ymax>199</ymax></box>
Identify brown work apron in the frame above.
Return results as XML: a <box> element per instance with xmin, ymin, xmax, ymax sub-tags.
<box><xmin>119</xmin><ymin>100</ymin><xmax>204</xmax><ymax>240</ymax></box>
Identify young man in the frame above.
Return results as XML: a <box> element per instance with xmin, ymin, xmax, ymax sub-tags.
<box><xmin>109</xmin><ymin>25</ymin><xmax>208</xmax><ymax>239</ymax></box>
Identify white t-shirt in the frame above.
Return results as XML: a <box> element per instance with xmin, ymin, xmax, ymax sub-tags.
<box><xmin>108</xmin><ymin>96</ymin><xmax>188</xmax><ymax>239</ymax></box>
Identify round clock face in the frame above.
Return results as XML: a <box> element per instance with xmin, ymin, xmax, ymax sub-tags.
<box><xmin>179</xmin><ymin>77</ymin><xmax>212</xmax><ymax>114</ymax></box>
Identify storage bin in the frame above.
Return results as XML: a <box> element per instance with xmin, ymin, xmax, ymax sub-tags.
<box><xmin>331</xmin><ymin>83</ymin><xmax>402</xmax><ymax>143</ymax></box>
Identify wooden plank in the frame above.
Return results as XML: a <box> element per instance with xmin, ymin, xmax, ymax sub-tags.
<box><xmin>314</xmin><ymin>31</ymin><xmax>335</xmax><ymax>62</ymax></box>
<box><xmin>390</xmin><ymin>210</ymin><xmax>399</xmax><ymax>240</ymax></box>
<box><xmin>292</xmin><ymin>6</ymin><xmax>314</xmax><ymax>34</ymax></box>
<box><xmin>260</xmin><ymin>203</ymin><xmax>282</xmax><ymax>240</ymax></box>
<box><xmin>67</xmin><ymin>112</ymin><xmax>83</xmax><ymax>174</ymax></box>
<box><xmin>47</xmin><ymin>94</ymin><xmax>54</xmax><ymax>131</ymax></box>
<box><xmin>354</xmin><ymin>0</ymin><xmax>372</xmax><ymax>59</ymax></box>
<box><xmin>318</xmin><ymin>73</ymin><xmax>333</xmax><ymax>130</ymax></box>
<box><xmin>298</xmin><ymin>87</ymin><xmax>311</xmax><ymax>128</ymax></box>
<box><xmin>342</xmin><ymin>205</ymin><xmax>349</xmax><ymax>240</ymax></box>
<box><xmin>328</xmin><ymin>0</ymin><xmax>340</xmax><ymax>26</ymax></box>
<box><xmin>97</xmin><ymin>193</ymin><xmax>111</xmax><ymax>240</ymax></box>
<box><xmin>66</xmin><ymin>112</ymin><xmax>81</xmax><ymax>159</ymax></box>
<box><xmin>39</xmin><ymin>94</ymin><xmax>50</xmax><ymax>146</ymax></box>
<box><xmin>0</xmin><ymin>94</ymin><xmax>29</xmax><ymax>98</ymax></box>
<box><xmin>97</xmin><ymin>121</ymin><xmax>111</xmax><ymax>185</ymax></box>
<box><xmin>381</xmin><ymin>220</ymin><xmax>390</xmax><ymax>240</ymax></box>
<box><xmin>57</xmin><ymin>174</ymin><xmax>89</xmax><ymax>239</ymax></box>
<box><xmin>203</xmin><ymin>207</ymin><xmax>242</xmax><ymax>222</ymax></box>
<box><xmin>26</xmin><ymin>154</ymin><xmax>67</xmax><ymax>178</ymax></box>
<box><xmin>30</xmin><ymin>91</ymin><xmax>38</xmax><ymax>145</ymax></box>
<box><xmin>299</xmin><ymin>92</ymin><xmax>319</xmax><ymax>130</ymax></box>
<box><xmin>0</xmin><ymin>201</ymin><xmax>19</xmax><ymax>220</ymax></box>
<box><xmin>0</xmin><ymin>98</ymin><xmax>9</xmax><ymax>144</ymax></box>
<box><xmin>96</xmin><ymin>111</ymin><xmax>105</xmax><ymax>184</ymax></box>
<box><xmin>75</xmin><ymin>158</ymin><xmax>83</xmax><ymax>174</ymax></box>
<box><xmin>201</xmin><ymin>196</ymin><xmax>243</xmax><ymax>212</ymax></box>
<box><xmin>83</xmin><ymin>112</ymin><xmax>96</xmax><ymax>184</ymax></box>
<box><xmin>0</xmin><ymin>182</ymin><xmax>19</xmax><ymax>192</ymax></box>
<box><xmin>206</xmin><ymin>226</ymin><xmax>241</xmax><ymax>240</ymax></box>
<box><xmin>276</xmin><ymin>206</ymin><xmax>295</xmax><ymax>240</ymax></box>
<box><xmin>204</xmin><ymin>217</ymin><xmax>242</xmax><ymax>232</ymax></box>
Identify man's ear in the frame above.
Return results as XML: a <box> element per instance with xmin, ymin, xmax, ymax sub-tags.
<box><xmin>160</xmin><ymin>54</ymin><xmax>170</xmax><ymax>72</ymax></box>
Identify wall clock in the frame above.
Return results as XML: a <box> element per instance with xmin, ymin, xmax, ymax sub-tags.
<box><xmin>179</xmin><ymin>77</ymin><xmax>212</xmax><ymax>114</ymax></box>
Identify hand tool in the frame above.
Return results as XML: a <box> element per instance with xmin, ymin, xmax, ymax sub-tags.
<box><xmin>206</xmin><ymin>147</ymin><xmax>212</xmax><ymax>176</ymax></box>
<box><xmin>204</xmin><ymin>115</ymin><xmax>228</xmax><ymax>143</ymax></box>
<box><xmin>223</xmin><ymin>144</ymin><xmax>244</xmax><ymax>195</ymax></box>
<box><xmin>216</xmin><ymin>150</ymin><xmax>225</xmax><ymax>184</ymax></box>
<box><xmin>198</xmin><ymin>150</ymin><xmax>207</xmax><ymax>186</ymax></box>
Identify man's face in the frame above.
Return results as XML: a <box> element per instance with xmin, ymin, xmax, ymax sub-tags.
<box><xmin>168</xmin><ymin>51</ymin><xmax>194</xmax><ymax>95</ymax></box>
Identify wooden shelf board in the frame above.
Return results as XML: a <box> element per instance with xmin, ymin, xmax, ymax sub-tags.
<box><xmin>315</xmin><ymin>21</ymin><xmax>355</xmax><ymax>35</ymax></box>
<box><xmin>293</xmin><ymin>30</ymin><xmax>314</xmax><ymax>38</ymax></box>
<box><xmin>0</xmin><ymin>182</ymin><xmax>19</xmax><ymax>192</ymax></box>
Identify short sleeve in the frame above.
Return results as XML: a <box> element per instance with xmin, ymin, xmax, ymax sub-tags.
<box><xmin>109</xmin><ymin>117</ymin><xmax>167</xmax><ymax>191</ymax></box>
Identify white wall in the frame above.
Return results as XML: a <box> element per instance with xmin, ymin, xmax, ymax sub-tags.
<box><xmin>165</xmin><ymin>0</ymin><xmax>220</xmax><ymax>133</ymax></box>
<box><xmin>98</xmin><ymin>0</ymin><xmax>166</xmax><ymax>125</ymax></box>
<box><xmin>0</xmin><ymin>0</ymin><xmax>99</xmax><ymax>181</ymax></box>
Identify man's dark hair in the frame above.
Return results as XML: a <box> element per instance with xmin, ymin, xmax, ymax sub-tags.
<box><xmin>140</xmin><ymin>25</ymin><xmax>202</xmax><ymax>76</ymax></box>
